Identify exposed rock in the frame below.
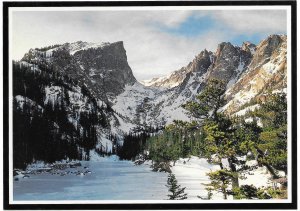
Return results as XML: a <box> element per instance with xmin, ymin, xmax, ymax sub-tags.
<box><xmin>224</xmin><ymin>35</ymin><xmax>287</xmax><ymax>114</ymax></box>
<box><xmin>141</xmin><ymin>49</ymin><xmax>213</xmax><ymax>89</ymax></box>
<box><xmin>22</xmin><ymin>41</ymin><xmax>136</xmax><ymax>103</ymax></box>
<box><xmin>206</xmin><ymin>42</ymin><xmax>252</xmax><ymax>84</ymax></box>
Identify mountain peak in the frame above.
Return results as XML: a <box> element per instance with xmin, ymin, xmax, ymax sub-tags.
<box><xmin>242</xmin><ymin>41</ymin><xmax>256</xmax><ymax>49</ymax></box>
<box><xmin>215</xmin><ymin>42</ymin><xmax>235</xmax><ymax>58</ymax></box>
<box><xmin>242</xmin><ymin>41</ymin><xmax>256</xmax><ymax>55</ymax></box>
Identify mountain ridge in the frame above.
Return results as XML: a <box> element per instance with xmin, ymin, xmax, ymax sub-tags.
<box><xmin>12</xmin><ymin>34</ymin><xmax>287</xmax><ymax>167</ymax></box>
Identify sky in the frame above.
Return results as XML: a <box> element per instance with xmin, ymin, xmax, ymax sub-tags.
<box><xmin>11</xmin><ymin>8</ymin><xmax>287</xmax><ymax>80</ymax></box>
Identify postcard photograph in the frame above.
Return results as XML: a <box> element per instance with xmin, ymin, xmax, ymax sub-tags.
<box><xmin>3</xmin><ymin>1</ymin><xmax>297</xmax><ymax>209</ymax></box>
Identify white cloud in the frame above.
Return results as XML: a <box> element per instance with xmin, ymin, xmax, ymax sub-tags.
<box><xmin>211</xmin><ymin>10</ymin><xmax>287</xmax><ymax>34</ymax></box>
<box><xmin>11</xmin><ymin>9</ymin><xmax>287</xmax><ymax>80</ymax></box>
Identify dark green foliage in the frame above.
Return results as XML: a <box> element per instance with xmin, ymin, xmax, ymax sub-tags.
<box><xmin>183</xmin><ymin>78</ymin><xmax>226</xmax><ymax>121</ymax></box>
<box><xmin>202</xmin><ymin>115</ymin><xmax>236</xmax><ymax>159</ymax></box>
<box><xmin>183</xmin><ymin>79</ymin><xmax>240</xmax><ymax>198</ymax></box>
<box><xmin>166</xmin><ymin>173</ymin><xmax>188</xmax><ymax>200</ymax></box>
<box><xmin>146</xmin><ymin>121</ymin><xmax>206</xmax><ymax>164</ymax></box>
<box><xmin>145</xmin><ymin>76</ymin><xmax>288</xmax><ymax>200</ymax></box>
<box><xmin>232</xmin><ymin>185</ymin><xmax>260</xmax><ymax>199</ymax></box>
<box><xmin>143</xmin><ymin>75</ymin><xmax>287</xmax><ymax>200</ymax></box>
<box><xmin>243</xmin><ymin>93</ymin><xmax>288</xmax><ymax>176</ymax></box>
<box><xmin>206</xmin><ymin>169</ymin><xmax>234</xmax><ymax>199</ymax></box>
<box><xmin>235</xmin><ymin>121</ymin><xmax>262</xmax><ymax>155</ymax></box>
<box><xmin>232</xmin><ymin>185</ymin><xmax>286</xmax><ymax>199</ymax></box>
<box><xmin>13</xmin><ymin>100</ymin><xmax>80</xmax><ymax>169</ymax></box>
<box><xmin>117</xmin><ymin>132</ymin><xmax>150</xmax><ymax>160</ymax></box>
<box><xmin>257</xmin><ymin>94</ymin><xmax>287</xmax><ymax>174</ymax></box>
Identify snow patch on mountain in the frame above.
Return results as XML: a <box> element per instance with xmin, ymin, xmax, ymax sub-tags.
<box><xmin>66</xmin><ymin>41</ymin><xmax>110</xmax><ymax>55</ymax></box>
<box><xmin>140</xmin><ymin>73</ymin><xmax>181</xmax><ymax>89</ymax></box>
<box><xmin>68</xmin><ymin>88</ymin><xmax>91</xmax><ymax>112</ymax></box>
<box><xmin>15</xmin><ymin>95</ymin><xmax>44</xmax><ymax>112</ymax></box>
<box><xmin>112</xmin><ymin>82</ymin><xmax>159</xmax><ymax>120</ymax></box>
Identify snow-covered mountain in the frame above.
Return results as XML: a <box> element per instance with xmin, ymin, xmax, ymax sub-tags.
<box><xmin>116</xmin><ymin>40</ymin><xmax>256</xmax><ymax>126</ymax></box>
<box><xmin>13</xmin><ymin>35</ymin><xmax>287</xmax><ymax>160</ymax></box>
<box><xmin>134</xmin><ymin>34</ymin><xmax>286</xmax><ymax>122</ymax></box>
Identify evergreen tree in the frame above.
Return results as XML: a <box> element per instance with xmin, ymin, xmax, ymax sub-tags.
<box><xmin>249</xmin><ymin>93</ymin><xmax>288</xmax><ymax>178</ymax></box>
<box><xmin>166</xmin><ymin>173</ymin><xmax>188</xmax><ymax>200</ymax></box>
<box><xmin>183</xmin><ymin>78</ymin><xmax>226</xmax><ymax>122</ymax></box>
<box><xmin>183</xmin><ymin>79</ymin><xmax>239</xmax><ymax>198</ymax></box>
<box><xmin>206</xmin><ymin>169</ymin><xmax>233</xmax><ymax>199</ymax></box>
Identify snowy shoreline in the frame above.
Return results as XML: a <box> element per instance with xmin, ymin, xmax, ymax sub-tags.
<box><xmin>14</xmin><ymin>154</ymin><xmax>283</xmax><ymax>201</ymax></box>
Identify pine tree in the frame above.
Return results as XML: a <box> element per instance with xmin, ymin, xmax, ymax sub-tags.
<box><xmin>250</xmin><ymin>93</ymin><xmax>288</xmax><ymax>178</ymax></box>
<box><xmin>183</xmin><ymin>79</ymin><xmax>239</xmax><ymax>199</ymax></box>
<box><xmin>182</xmin><ymin>78</ymin><xmax>226</xmax><ymax>122</ymax></box>
<box><xmin>166</xmin><ymin>173</ymin><xmax>188</xmax><ymax>200</ymax></box>
<box><xmin>206</xmin><ymin>169</ymin><xmax>233</xmax><ymax>199</ymax></box>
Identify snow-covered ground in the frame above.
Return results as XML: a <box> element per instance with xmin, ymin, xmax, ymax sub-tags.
<box><xmin>170</xmin><ymin>156</ymin><xmax>278</xmax><ymax>200</ymax></box>
<box><xmin>171</xmin><ymin>157</ymin><xmax>224</xmax><ymax>200</ymax></box>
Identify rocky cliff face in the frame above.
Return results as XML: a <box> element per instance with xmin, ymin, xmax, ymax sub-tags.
<box><xmin>161</xmin><ymin>40</ymin><xmax>255</xmax><ymax>107</ymax></box>
<box><xmin>142</xmin><ymin>40</ymin><xmax>255</xmax><ymax>96</ymax></box>
<box><xmin>72</xmin><ymin>41</ymin><xmax>136</xmax><ymax>100</ymax></box>
<box><xmin>224</xmin><ymin>34</ymin><xmax>287</xmax><ymax>114</ymax></box>
<box><xmin>22</xmin><ymin>41</ymin><xmax>136</xmax><ymax>102</ymax></box>
<box><xmin>205</xmin><ymin>42</ymin><xmax>252</xmax><ymax>84</ymax></box>
<box><xmin>141</xmin><ymin>49</ymin><xmax>213</xmax><ymax>89</ymax></box>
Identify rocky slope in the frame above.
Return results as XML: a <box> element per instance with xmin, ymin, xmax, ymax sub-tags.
<box><xmin>141</xmin><ymin>49</ymin><xmax>214</xmax><ymax>89</ymax></box>
<box><xmin>136</xmin><ymin>34</ymin><xmax>286</xmax><ymax>120</ymax></box>
<box><xmin>22</xmin><ymin>41</ymin><xmax>136</xmax><ymax>102</ymax></box>
<box><xmin>117</xmin><ymin>38</ymin><xmax>260</xmax><ymax>126</ymax></box>
<box><xmin>223</xmin><ymin>35</ymin><xmax>287</xmax><ymax>114</ymax></box>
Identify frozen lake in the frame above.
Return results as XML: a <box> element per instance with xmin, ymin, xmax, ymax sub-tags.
<box><xmin>13</xmin><ymin>157</ymin><xmax>169</xmax><ymax>201</ymax></box>
<box><xmin>13</xmin><ymin>155</ymin><xmax>269</xmax><ymax>201</ymax></box>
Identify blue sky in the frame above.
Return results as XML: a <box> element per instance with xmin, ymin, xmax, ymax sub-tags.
<box><xmin>159</xmin><ymin>12</ymin><xmax>286</xmax><ymax>46</ymax></box>
<box><xmin>11</xmin><ymin>9</ymin><xmax>287</xmax><ymax>80</ymax></box>
<box><xmin>161</xmin><ymin>15</ymin><xmax>216</xmax><ymax>38</ymax></box>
